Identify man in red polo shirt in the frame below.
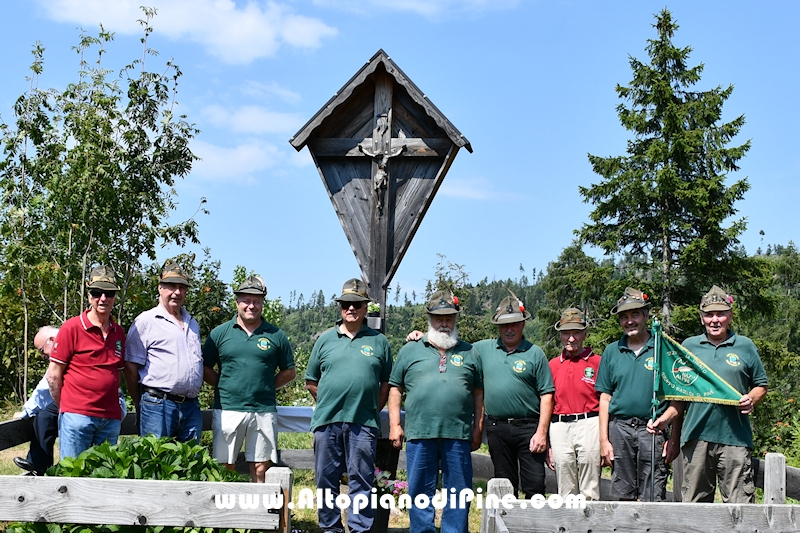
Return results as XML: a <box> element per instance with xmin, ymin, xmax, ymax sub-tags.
<box><xmin>547</xmin><ymin>308</ymin><xmax>602</xmax><ymax>500</ymax></box>
<box><xmin>46</xmin><ymin>265</ymin><xmax>126</xmax><ymax>459</ymax></box>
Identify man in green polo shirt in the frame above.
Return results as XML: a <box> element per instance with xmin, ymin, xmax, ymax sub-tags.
<box><xmin>595</xmin><ymin>287</ymin><xmax>668</xmax><ymax>501</ymax></box>
<box><xmin>648</xmin><ymin>285</ymin><xmax>768</xmax><ymax>503</ymax></box>
<box><xmin>202</xmin><ymin>275</ymin><xmax>296</xmax><ymax>483</ymax></box>
<box><xmin>305</xmin><ymin>278</ymin><xmax>392</xmax><ymax>533</ymax></box>
<box><xmin>389</xmin><ymin>291</ymin><xmax>483</xmax><ymax>533</ymax></box>
<box><xmin>473</xmin><ymin>291</ymin><xmax>554</xmax><ymax>498</ymax></box>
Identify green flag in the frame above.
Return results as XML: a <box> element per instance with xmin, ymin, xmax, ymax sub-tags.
<box><xmin>655</xmin><ymin>328</ymin><xmax>742</xmax><ymax>406</ymax></box>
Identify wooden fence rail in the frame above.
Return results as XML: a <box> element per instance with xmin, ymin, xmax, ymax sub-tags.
<box><xmin>480</xmin><ymin>476</ymin><xmax>800</xmax><ymax>533</ymax></box>
<box><xmin>3</xmin><ymin>411</ymin><xmax>800</xmax><ymax>532</ymax></box>
<box><xmin>0</xmin><ymin>468</ymin><xmax>292</xmax><ymax>530</ymax></box>
<box><xmin>6</xmin><ymin>412</ymin><xmax>799</xmax><ymax>499</ymax></box>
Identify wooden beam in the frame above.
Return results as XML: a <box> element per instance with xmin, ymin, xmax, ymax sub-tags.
<box><xmin>0</xmin><ymin>417</ymin><xmax>33</xmax><ymax>451</ymax></box>
<box><xmin>482</xmin><ymin>498</ymin><xmax>800</xmax><ymax>533</ymax></box>
<box><xmin>307</xmin><ymin>137</ymin><xmax>452</xmax><ymax>157</ymax></box>
<box><xmin>366</xmin><ymin>71</ymin><xmax>393</xmax><ymax>314</ymax></box>
<box><xmin>0</xmin><ymin>475</ymin><xmax>282</xmax><ymax>529</ymax></box>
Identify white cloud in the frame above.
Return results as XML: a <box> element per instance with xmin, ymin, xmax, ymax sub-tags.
<box><xmin>241</xmin><ymin>80</ymin><xmax>301</xmax><ymax>104</ymax></box>
<box><xmin>37</xmin><ymin>0</ymin><xmax>338</xmax><ymax>64</ymax></box>
<box><xmin>312</xmin><ymin>0</ymin><xmax>519</xmax><ymax>18</ymax></box>
<box><xmin>201</xmin><ymin>104</ymin><xmax>303</xmax><ymax>134</ymax></box>
<box><xmin>440</xmin><ymin>176</ymin><xmax>518</xmax><ymax>201</ymax></box>
<box><xmin>190</xmin><ymin>139</ymin><xmax>282</xmax><ymax>183</ymax></box>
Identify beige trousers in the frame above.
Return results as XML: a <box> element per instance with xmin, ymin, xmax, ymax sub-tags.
<box><xmin>549</xmin><ymin>416</ymin><xmax>601</xmax><ymax>500</ymax></box>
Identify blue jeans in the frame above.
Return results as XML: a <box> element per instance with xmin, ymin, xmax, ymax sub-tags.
<box><xmin>58</xmin><ymin>412</ymin><xmax>121</xmax><ymax>459</ymax></box>
<box><xmin>313</xmin><ymin>423</ymin><xmax>378</xmax><ymax>533</ymax></box>
<box><xmin>405</xmin><ymin>439</ymin><xmax>473</xmax><ymax>533</ymax></box>
<box><xmin>139</xmin><ymin>392</ymin><xmax>202</xmax><ymax>442</ymax></box>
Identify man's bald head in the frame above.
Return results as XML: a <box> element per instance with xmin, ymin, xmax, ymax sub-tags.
<box><xmin>33</xmin><ymin>326</ymin><xmax>59</xmax><ymax>358</ymax></box>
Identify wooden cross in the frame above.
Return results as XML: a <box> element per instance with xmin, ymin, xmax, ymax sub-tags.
<box><xmin>291</xmin><ymin>50</ymin><xmax>470</xmax><ymax>325</ymax></box>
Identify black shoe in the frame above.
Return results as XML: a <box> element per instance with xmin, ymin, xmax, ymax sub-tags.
<box><xmin>14</xmin><ymin>457</ymin><xmax>38</xmax><ymax>475</ymax></box>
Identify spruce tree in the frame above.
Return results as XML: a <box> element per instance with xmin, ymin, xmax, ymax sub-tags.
<box><xmin>579</xmin><ymin>9</ymin><xmax>757</xmax><ymax>329</ymax></box>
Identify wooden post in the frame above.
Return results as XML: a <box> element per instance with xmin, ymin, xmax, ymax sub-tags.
<box><xmin>480</xmin><ymin>478</ymin><xmax>513</xmax><ymax>533</ymax></box>
<box><xmin>764</xmin><ymin>452</ymin><xmax>786</xmax><ymax>504</ymax></box>
<box><xmin>265</xmin><ymin>467</ymin><xmax>293</xmax><ymax>533</ymax></box>
<box><xmin>367</xmin><ymin>71</ymin><xmax>393</xmax><ymax>330</ymax></box>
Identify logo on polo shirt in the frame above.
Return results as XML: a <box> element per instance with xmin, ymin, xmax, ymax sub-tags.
<box><xmin>361</xmin><ymin>345</ymin><xmax>374</xmax><ymax>357</ymax></box>
<box><xmin>513</xmin><ymin>360</ymin><xmax>526</xmax><ymax>373</ymax></box>
<box><xmin>644</xmin><ymin>357</ymin><xmax>654</xmax><ymax>371</ymax></box>
<box><xmin>583</xmin><ymin>367</ymin><xmax>595</xmax><ymax>379</ymax></box>
<box><xmin>256</xmin><ymin>338</ymin><xmax>272</xmax><ymax>351</ymax></box>
<box><xmin>450</xmin><ymin>354</ymin><xmax>464</xmax><ymax>367</ymax></box>
<box><xmin>726</xmin><ymin>353</ymin><xmax>741</xmax><ymax>367</ymax></box>
<box><xmin>671</xmin><ymin>357</ymin><xmax>699</xmax><ymax>386</ymax></box>
<box><xmin>115</xmin><ymin>340</ymin><xmax>122</xmax><ymax>357</ymax></box>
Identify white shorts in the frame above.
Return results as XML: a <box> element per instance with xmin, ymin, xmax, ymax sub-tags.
<box><xmin>212</xmin><ymin>409</ymin><xmax>278</xmax><ymax>464</ymax></box>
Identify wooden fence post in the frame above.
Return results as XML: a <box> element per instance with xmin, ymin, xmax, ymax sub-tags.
<box><xmin>480</xmin><ymin>478</ymin><xmax>513</xmax><ymax>533</ymax></box>
<box><xmin>265</xmin><ymin>466</ymin><xmax>293</xmax><ymax>533</ymax></box>
<box><xmin>764</xmin><ymin>452</ymin><xmax>786</xmax><ymax>504</ymax></box>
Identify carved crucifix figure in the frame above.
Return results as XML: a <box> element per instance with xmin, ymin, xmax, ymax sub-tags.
<box><xmin>358</xmin><ymin>111</ymin><xmax>405</xmax><ymax>211</ymax></box>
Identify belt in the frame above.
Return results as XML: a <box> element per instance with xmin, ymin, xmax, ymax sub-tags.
<box><xmin>487</xmin><ymin>415</ymin><xmax>539</xmax><ymax>426</ymax></box>
<box><xmin>611</xmin><ymin>415</ymin><xmax>650</xmax><ymax>427</ymax></box>
<box><xmin>554</xmin><ymin>411</ymin><xmax>599</xmax><ymax>423</ymax></box>
<box><xmin>143</xmin><ymin>386</ymin><xmax>191</xmax><ymax>404</ymax></box>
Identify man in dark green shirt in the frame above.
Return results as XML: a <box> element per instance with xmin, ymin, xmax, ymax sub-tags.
<box><xmin>203</xmin><ymin>275</ymin><xmax>296</xmax><ymax>483</ymax></box>
<box><xmin>648</xmin><ymin>285</ymin><xmax>768</xmax><ymax>503</ymax></box>
<box><xmin>473</xmin><ymin>291</ymin><xmax>554</xmax><ymax>498</ymax></box>
<box><xmin>305</xmin><ymin>278</ymin><xmax>392</xmax><ymax>533</ymax></box>
<box><xmin>595</xmin><ymin>287</ymin><xmax>668</xmax><ymax>501</ymax></box>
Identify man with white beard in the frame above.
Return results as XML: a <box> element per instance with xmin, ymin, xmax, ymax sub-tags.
<box><xmin>404</xmin><ymin>291</ymin><xmax>554</xmax><ymax>499</ymax></box>
<box><xmin>389</xmin><ymin>291</ymin><xmax>483</xmax><ymax>533</ymax></box>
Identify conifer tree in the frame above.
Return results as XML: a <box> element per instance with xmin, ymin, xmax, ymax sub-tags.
<box><xmin>579</xmin><ymin>9</ymin><xmax>758</xmax><ymax>328</ymax></box>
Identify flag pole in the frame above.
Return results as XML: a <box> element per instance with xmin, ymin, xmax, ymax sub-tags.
<box><xmin>650</xmin><ymin>318</ymin><xmax>661</xmax><ymax>502</ymax></box>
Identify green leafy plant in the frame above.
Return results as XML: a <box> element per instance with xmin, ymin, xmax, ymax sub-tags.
<box><xmin>49</xmin><ymin>435</ymin><xmax>242</xmax><ymax>481</ymax></box>
<box><xmin>8</xmin><ymin>436</ymin><xmax>247</xmax><ymax>533</ymax></box>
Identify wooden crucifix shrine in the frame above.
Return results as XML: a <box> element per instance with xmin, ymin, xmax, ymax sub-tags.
<box><xmin>290</xmin><ymin>49</ymin><xmax>472</xmax><ymax>328</ymax></box>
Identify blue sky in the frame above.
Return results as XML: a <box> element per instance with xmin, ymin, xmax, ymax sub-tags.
<box><xmin>2</xmin><ymin>1</ymin><xmax>798</xmax><ymax>305</ymax></box>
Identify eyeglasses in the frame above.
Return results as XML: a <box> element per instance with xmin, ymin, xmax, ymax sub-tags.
<box><xmin>339</xmin><ymin>302</ymin><xmax>364</xmax><ymax>310</ymax></box>
<box><xmin>89</xmin><ymin>289</ymin><xmax>118</xmax><ymax>299</ymax></box>
<box><xmin>439</xmin><ymin>352</ymin><xmax>447</xmax><ymax>373</ymax></box>
<box><xmin>37</xmin><ymin>338</ymin><xmax>52</xmax><ymax>355</ymax></box>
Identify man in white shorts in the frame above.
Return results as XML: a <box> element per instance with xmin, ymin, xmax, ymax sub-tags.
<box><xmin>202</xmin><ymin>275</ymin><xmax>296</xmax><ymax>482</ymax></box>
